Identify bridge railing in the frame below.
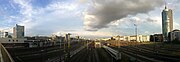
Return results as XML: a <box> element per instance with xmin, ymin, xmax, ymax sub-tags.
<box><xmin>0</xmin><ymin>43</ymin><xmax>14</xmax><ymax>62</ymax></box>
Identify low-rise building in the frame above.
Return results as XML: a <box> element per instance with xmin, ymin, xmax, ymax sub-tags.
<box><xmin>130</xmin><ymin>36</ymin><xmax>136</xmax><ymax>42</ymax></box>
<box><xmin>150</xmin><ymin>34</ymin><xmax>163</xmax><ymax>42</ymax></box>
<box><xmin>169</xmin><ymin>29</ymin><xmax>180</xmax><ymax>42</ymax></box>
<box><xmin>140</xmin><ymin>35</ymin><xmax>150</xmax><ymax>42</ymax></box>
<box><xmin>0</xmin><ymin>38</ymin><xmax>26</xmax><ymax>43</ymax></box>
<box><xmin>112</xmin><ymin>35</ymin><xmax>150</xmax><ymax>42</ymax></box>
<box><xmin>0</xmin><ymin>38</ymin><xmax>28</xmax><ymax>48</ymax></box>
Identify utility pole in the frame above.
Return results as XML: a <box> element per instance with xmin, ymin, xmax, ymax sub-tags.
<box><xmin>67</xmin><ymin>33</ymin><xmax>71</xmax><ymax>61</ymax></box>
<box><xmin>134</xmin><ymin>24</ymin><xmax>138</xmax><ymax>42</ymax></box>
<box><xmin>64</xmin><ymin>33</ymin><xmax>71</xmax><ymax>62</ymax></box>
<box><xmin>134</xmin><ymin>23</ymin><xmax>138</xmax><ymax>61</ymax></box>
<box><xmin>118</xmin><ymin>36</ymin><xmax>121</xmax><ymax>61</ymax></box>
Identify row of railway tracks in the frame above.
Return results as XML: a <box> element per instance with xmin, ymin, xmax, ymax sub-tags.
<box><xmin>108</xmin><ymin>42</ymin><xmax>180</xmax><ymax>62</ymax></box>
<box><xmin>69</xmin><ymin>42</ymin><xmax>112</xmax><ymax>62</ymax></box>
<box><xmin>8</xmin><ymin>41</ymin><xmax>180</xmax><ymax>62</ymax></box>
<box><xmin>7</xmin><ymin>42</ymin><xmax>85</xmax><ymax>62</ymax></box>
<box><xmin>67</xmin><ymin>42</ymin><xmax>180</xmax><ymax>62</ymax></box>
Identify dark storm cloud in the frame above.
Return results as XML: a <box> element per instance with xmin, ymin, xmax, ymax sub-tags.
<box><xmin>84</xmin><ymin>0</ymin><xmax>163</xmax><ymax>31</ymax></box>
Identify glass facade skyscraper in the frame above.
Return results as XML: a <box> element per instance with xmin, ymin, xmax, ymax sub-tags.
<box><xmin>162</xmin><ymin>6</ymin><xmax>173</xmax><ymax>41</ymax></box>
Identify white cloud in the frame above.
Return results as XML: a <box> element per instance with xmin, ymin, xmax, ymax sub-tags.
<box><xmin>13</xmin><ymin>0</ymin><xmax>33</xmax><ymax>18</ymax></box>
<box><xmin>78</xmin><ymin>0</ymin><xmax>87</xmax><ymax>4</ymax></box>
<box><xmin>11</xmin><ymin>0</ymin><xmax>85</xmax><ymax>36</ymax></box>
<box><xmin>13</xmin><ymin>0</ymin><xmax>36</xmax><ymax>29</ymax></box>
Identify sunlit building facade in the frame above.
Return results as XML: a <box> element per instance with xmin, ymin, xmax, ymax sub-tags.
<box><xmin>112</xmin><ymin>35</ymin><xmax>150</xmax><ymax>42</ymax></box>
<box><xmin>162</xmin><ymin>6</ymin><xmax>173</xmax><ymax>41</ymax></box>
<box><xmin>13</xmin><ymin>24</ymin><xmax>25</xmax><ymax>38</ymax></box>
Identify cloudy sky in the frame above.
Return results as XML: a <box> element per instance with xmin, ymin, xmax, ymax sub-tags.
<box><xmin>0</xmin><ymin>0</ymin><xmax>180</xmax><ymax>38</ymax></box>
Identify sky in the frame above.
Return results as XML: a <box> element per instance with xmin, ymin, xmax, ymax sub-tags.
<box><xmin>0</xmin><ymin>0</ymin><xmax>180</xmax><ymax>38</ymax></box>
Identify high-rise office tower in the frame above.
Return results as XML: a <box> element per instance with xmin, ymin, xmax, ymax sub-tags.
<box><xmin>162</xmin><ymin>6</ymin><xmax>173</xmax><ymax>41</ymax></box>
<box><xmin>13</xmin><ymin>24</ymin><xmax>25</xmax><ymax>38</ymax></box>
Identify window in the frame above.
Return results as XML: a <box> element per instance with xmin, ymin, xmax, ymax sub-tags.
<box><xmin>16</xmin><ymin>40</ymin><xmax>18</xmax><ymax>42</ymax></box>
<box><xmin>9</xmin><ymin>40</ymin><xmax>11</xmax><ymax>42</ymax></box>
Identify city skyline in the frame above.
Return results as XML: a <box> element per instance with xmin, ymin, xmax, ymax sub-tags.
<box><xmin>0</xmin><ymin>0</ymin><xmax>180</xmax><ymax>38</ymax></box>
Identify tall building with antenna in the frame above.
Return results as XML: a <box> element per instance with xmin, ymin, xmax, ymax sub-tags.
<box><xmin>162</xmin><ymin>5</ymin><xmax>173</xmax><ymax>41</ymax></box>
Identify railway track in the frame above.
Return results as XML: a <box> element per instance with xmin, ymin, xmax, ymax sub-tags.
<box><xmin>7</xmin><ymin>42</ymin><xmax>84</xmax><ymax>62</ymax></box>
<box><xmin>110</xmin><ymin>45</ymin><xmax>180</xmax><ymax>62</ymax></box>
<box><xmin>122</xmin><ymin>46</ymin><xmax>180</xmax><ymax>61</ymax></box>
<box><xmin>88</xmin><ymin>48</ymin><xmax>100</xmax><ymax>62</ymax></box>
<box><xmin>96</xmin><ymin>48</ymin><xmax>112</xmax><ymax>62</ymax></box>
<box><xmin>107</xmin><ymin>42</ymin><xmax>180</xmax><ymax>62</ymax></box>
<box><xmin>69</xmin><ymin>43</ymin><xmax>112</xmax><ymax>62</ymax></box>
<box><xmin>69</xmin><ymin>48</ymin><xmax>89</xmax><ymax>62</ymax></box>
<box><xmin>69</xmin><ymin>46</ymin><xmax>100</xmax><ymax>62</ymax></box>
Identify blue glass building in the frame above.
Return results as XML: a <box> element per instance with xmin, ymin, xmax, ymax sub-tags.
<box><xmin>162</xmin><ymin>6</ymin><xmax>173</xmax><ymax>41</ymax></box>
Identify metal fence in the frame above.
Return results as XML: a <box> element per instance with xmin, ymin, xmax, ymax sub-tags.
<box><xmin>0</xmin><ymin>43</ymin><xmax>14</xmax><ymax>62</ymax></box>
